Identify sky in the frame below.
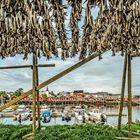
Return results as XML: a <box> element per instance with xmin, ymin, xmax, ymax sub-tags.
<box><xmin>0</xmin><ymin>51</ymin><xmax>140</xmax><ymax>95</ymax></box>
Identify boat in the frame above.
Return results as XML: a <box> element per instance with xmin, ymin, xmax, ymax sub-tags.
<box><xmin>88</xmin><ymin>109</ymin><xmax>107</xmax><ymax>123</ymax></box>
<box><xmin>75</xmin><ymin>112</ymin><xmax>83</xmax><ymax>123</ymax></box>
<box><xmin>135</xmin><ymin>119</ymin><xmax>140</xmax><ymax>124</ymax></box>
<box><xmin>41</xmin><ymin>105</ymin><xmax>49</xmax><ymax>109</ymax></box>
<box><xmin>74</xmin><ymin>106</ymin><xmax>84</xmax><ymax>112</ymax></box>
<box><xmin>14</xmin><ymin>113</ymin><xmax>30</xmax><ymax>121</ymax></box>
<box><xmin>62</xmin><ymin>112</ymin><xmax>65</xmax><ymax>121</ymax></box>
<box><xmin>9</xmin><ymin>105</ymin><xmax>18</xmax><ymax>110</ymax></box>
<box><xmin>16</xmin><ymin>105</ymin><xmax>27</xmax><ymax>112</ymax></box>
<box><xmin>84</xmin><ymin>113</ymin><xmax>90</xmax><ymax>121</ymax></box>
<box><xmin>2</xmin><ymin>107</ymin><xmax>14</xmax><ymax>113</ymax></box>
<box><xmin>42</xmin><ymin>111</ymin><xmax>51</xmax><ymax>123</ymax></box>
<box><xmin>20</xmin><ymin>112</ymin><xmax>30</xmax><ymax>121</ymax></box>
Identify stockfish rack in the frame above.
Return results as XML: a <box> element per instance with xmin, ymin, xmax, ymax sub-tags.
<box><xmin>0</xmin><ymin>0</ymin><xmax>139</xmax><ymax>138</ymax></box>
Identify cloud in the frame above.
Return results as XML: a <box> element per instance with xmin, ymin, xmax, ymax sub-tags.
<box><xmin>0</xmin><ymin>51</ymin><xmax>140</xmax><ymax>95</ymax></box>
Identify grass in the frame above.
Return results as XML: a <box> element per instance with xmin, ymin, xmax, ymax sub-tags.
<box><xmin>0</xmin><ymin>123</ymin><xmax>126</xmax><ymax>140</ymax></box>
<box><xmin>121</xmin><ymin>123</ymin><xmax>140</xmax><ymax>133</ymax></box>
<box><xmin>0</xmin><ymin>124</ymin><xmax>32</xmax><ymax>140</ymax></box>
<box><xmin>34</xmin><ymin>124</ymin><xmax>126</xmax><ymax>140</ymax></box>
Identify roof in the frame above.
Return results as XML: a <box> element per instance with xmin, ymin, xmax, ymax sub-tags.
<box><xmin>0</xmin><ymin>0</ymin><xmax>139</xmax><ymax>60</ymax></box>
<box><xmin>73</xmin><ymin>90</ymin><xmax>84</xmax><ymax>93</ymax></box>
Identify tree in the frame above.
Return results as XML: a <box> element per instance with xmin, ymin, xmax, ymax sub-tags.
<box><xmin>41</xmin><ymin>93</ymin><xmax>48</xmax><ymax>98</ymax></box>
<box><xmin>13</xmin><ymin>88</ymin><xmax>24</xmax><ymax>97</ymax></box>
<box><xmin>0</xmin><ymin>91</ymin><xmax>9</xmax><ymax>104</ymax></box>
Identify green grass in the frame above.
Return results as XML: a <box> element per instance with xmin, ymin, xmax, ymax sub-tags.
<box><xmin>122</xmin><ymin>123</ymin><xmax>140</xmax><ymax>133</ymax></box>
<box><xmin>0</xmin><ymin>124</ymin><xmax>32</xmax><ymax>140</ymax></box>
<box><xmin>34</xmin><ymin>124</ymin><xmax>125</xmax><ymax>140</ymax></box>
<box><xmin>0</xmin><ymin>124</ymin><xmax>126</xmax><ymax>140</ymax></box>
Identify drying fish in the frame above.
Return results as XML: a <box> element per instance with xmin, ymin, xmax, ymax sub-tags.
<box><xmin>69</xmin><ymin>0</ymin><xmax>82</xmax><ymax>57</ymax></box>
<box><xmin>0</xmin><ymin>0</ymin><xmax>139</xmax><ymax>60</ymax></box>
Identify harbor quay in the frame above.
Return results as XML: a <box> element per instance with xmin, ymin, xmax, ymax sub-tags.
<box><xmin>10</xmin><ymin>90</ymin><xmax>140</xmax><ymax>106</ymax></box>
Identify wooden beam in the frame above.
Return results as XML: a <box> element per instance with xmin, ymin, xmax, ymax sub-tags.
<box><xmin>35</xmin><ymin>54</ymin><xmax>41</xmax><ymax>130</ymax></box>
<box><xmin>127</xmin><ymin>54</ymin><xmax>132</xmax><ymax>138</ymax></box>
<box><xmin>131</xmin><ymin>54</ymin><xmax>140</xmax><ymax>57</ymax></box>
<box><xmin>131</xmin><ymin>52</ymin><xmax>140</xmax><ymax>57</ymax></box>
<box><xmin>0</xmin><ymin>64</ymin><xmax>55</xmax><ymax>69</ymax></box>
<box><xmin>118</xmin><ymin>53</ymin><xmax>127</xmax><ymax>130</ymax></box>
<box><xmin>37</xmin><ymin>64</ymin><xmax>55</xmax><ymax>67</ymax></box>
<box><xmin>32</xmin><ymin>52</ymin><xmax>37</xmax><ymax>135</ymax></box>
<box><xmin>0</xmin><ymin>65</ymin><xmax>33</xmax><ymax>69</ymax></box>
<box><xmin>0</xmin><ymin>52</ymin><xmax>102</xmax><ymax>111</ymax></box>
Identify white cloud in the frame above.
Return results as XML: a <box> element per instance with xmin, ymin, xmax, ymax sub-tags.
<box><xmin>0</xmin><ymin>51</ymin><xmax>139</xmax><ymax>95</ymax></box>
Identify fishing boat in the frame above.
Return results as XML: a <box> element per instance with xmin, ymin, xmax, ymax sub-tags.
<box><xmin>75</xmin><ymin>109</ymin><xmax>107</xmax><ymax>124</ymax></box>
<box><xmin>14</xmin><ymin>112</ymin><xmax>30</xmax><ymax>121</ymax></box>
<box><xmin>16</xmin><ymin>105</ymin><xmax>27</xmax><ymax>112</ymax></box>
<box><xmin>9</xmin><ymin>105</ymin><xmax>18</xmax><ymax>110</ymax></box>
<box><xmin>21</xmin><ymin>113</ymin><xmax>30</xmax><ymax>121</ymax></box>
<box><xmin>42</xmin><ymin>111</ymin><xmax>51</xmax><ymax>123</ymax></box>
<box><xmin>75</xmin><ymin>112</ymin><xmax>83</xmax><ymax>123</ymax></box>
<box><xmin>88</xmin><ymin>109</ymin><xmax>107</xmax><ymax>123</ymax></box>
<box><xmin>41</xmin><ymin>105</ymin><xmax>49</xmax><ymax>109</ymax></box>
<box><xmin>73</xmin><ymin>106</ymin><xmax>84</xmax><ymax>112</ymax></box>
<box><xmin>2</xmin><ymin>107</ymin><xmax>14</xmax><ymax>113</ymax></box>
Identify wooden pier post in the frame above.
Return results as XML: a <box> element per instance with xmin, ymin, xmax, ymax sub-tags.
<box><xmin>127</xmin><ymin>54</ymin><xmax>132</xmax><ymax>138</ymax></box>
<box><xmin>32</xmin><ymin>52</ymin><xmax>37</xmax><ymax>135</ymax></box>
<box><xmin>118</xmin><ymin>53</ymin><xmax>127</xmax><ymax>130</ymax></box>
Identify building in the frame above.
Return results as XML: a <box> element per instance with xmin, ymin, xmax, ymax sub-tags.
<box><xmin>90</xmin><ymin>92</ymin><xmax>120</xmax><ymax>98</ymax></box>
<box><xmin>40</xmin><ymin>87</ymin><xmax>50</xmax><ymax>97</ymax></box>
<box><xmin>133</xmin><ymin>95</ymin><xmax>140</xmax><ymax>101</ymax></box>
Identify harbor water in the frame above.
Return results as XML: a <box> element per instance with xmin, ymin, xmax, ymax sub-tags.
<box><xmin>0</xmin><ymin>106</ymin><xmax>140</xmax><ymax>126</ymax></box>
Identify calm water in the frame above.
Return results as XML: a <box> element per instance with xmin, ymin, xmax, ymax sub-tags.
<box><xmin>101</xmin><ymin>106</ymin><xmax>140</xmax><ymax>125</ymax></box>
<box><xmin>0</xmin><ymin>106</ymin><xmax>140</xmax><ymax>126</ymax></box>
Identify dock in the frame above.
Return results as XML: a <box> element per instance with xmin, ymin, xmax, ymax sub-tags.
<box><xmin>0</xmin><ymin>113</ymin><xmax>14</xmax><ymax>118</ymax></box>
<box><xmin>105</xmin><ymin>113</ymin><xmax>127</xmax><ymax>117</ymax></box>
<box><xmin>0</xmin><ymin>112</ymin><xmax>127</xmax><ymax>118</ymax></box>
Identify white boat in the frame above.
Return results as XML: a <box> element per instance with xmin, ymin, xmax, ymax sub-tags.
<box><xmin>89</xmin><ymin>109</ymin><xmax>101</xmax><ymax>120</ymax></box>
<box><xmin>40</xmin><ymin>108</ymin><xmax>51</xmax><ymax>113</ymax></box>
<box><xmin>41</xmin><ymin>105</ymin><xmax>48</xmax><ymax>109</ymax></box>
<box><xmin>17</xmin><ymin>105</ymin><xmax>27</xmax><ymax>112</ymax></box>
<box><xmin>84</xmin><ymin>113</ymin><xmax>89</xmax><ymax>121</ymax></box>
<box><xmin>21</xmin><ymin>113</ymin><xmax>30</xmax><ymax>121</ymax></box>
<box><xmin>74</xmin><ymin>106</ymin><xmax>84</xmax><ymax>112</ymax></box>
<box><xmin>2</xmin><ymin>107</ymin><xmax>14</xmax><ymax>112</ymax></box>
<box><xmin>88</xmin><ymin>109</ymin><xmax>107</xmax><ymax>123</ymax></box>
<box><xmin>75</xmin><ymin>112</ymin><xmax>83</xmax><ymax>123</ymax></box>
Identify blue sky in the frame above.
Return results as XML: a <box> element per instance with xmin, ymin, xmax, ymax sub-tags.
<box><xmin>0</xmin><ymin>51</ymin><xmax>140</xmax><ymax>95</ymax></box>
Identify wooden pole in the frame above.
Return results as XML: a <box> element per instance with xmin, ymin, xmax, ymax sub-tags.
<box><xmin>0</xmin><ymin>65</ymin><xmax>33</xmax><ymax>69</ymax></box>
<box><xmin>0</xmin><ymin>64</ymin><xmax>55</xmax><ymax>69</ymax></box>
<box><xmin>35</xmin><ymin>54</ymin><xmax>41</xmax><ymax>130</ymax></box>
<box><xmin>127</xmin><ymin>54</ymin><xmax>132</xmax><ymax>138</ymax></box>
<box><xmin>37</xmin><ymin>64</ymin><xmax>55</xmax><ymax>67</ymax></box>
<box><xmin>32</xmin><ymin>52</ymin><xmax>37</xmax><ymax>135</ymax></box>
<box><xmin>131</xmin><ymin>52</ymin><xmax>140</xmax><ymax>57</ymax></box>
<box><xmin>0</xmin><ymin>52</ymin><xmax>102</xmax><ymax>111</ymax></box>
<box><xmin>118</xmin><ymin>53</ymin><xmax>127</xmax><ymax>130</ymax></box>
